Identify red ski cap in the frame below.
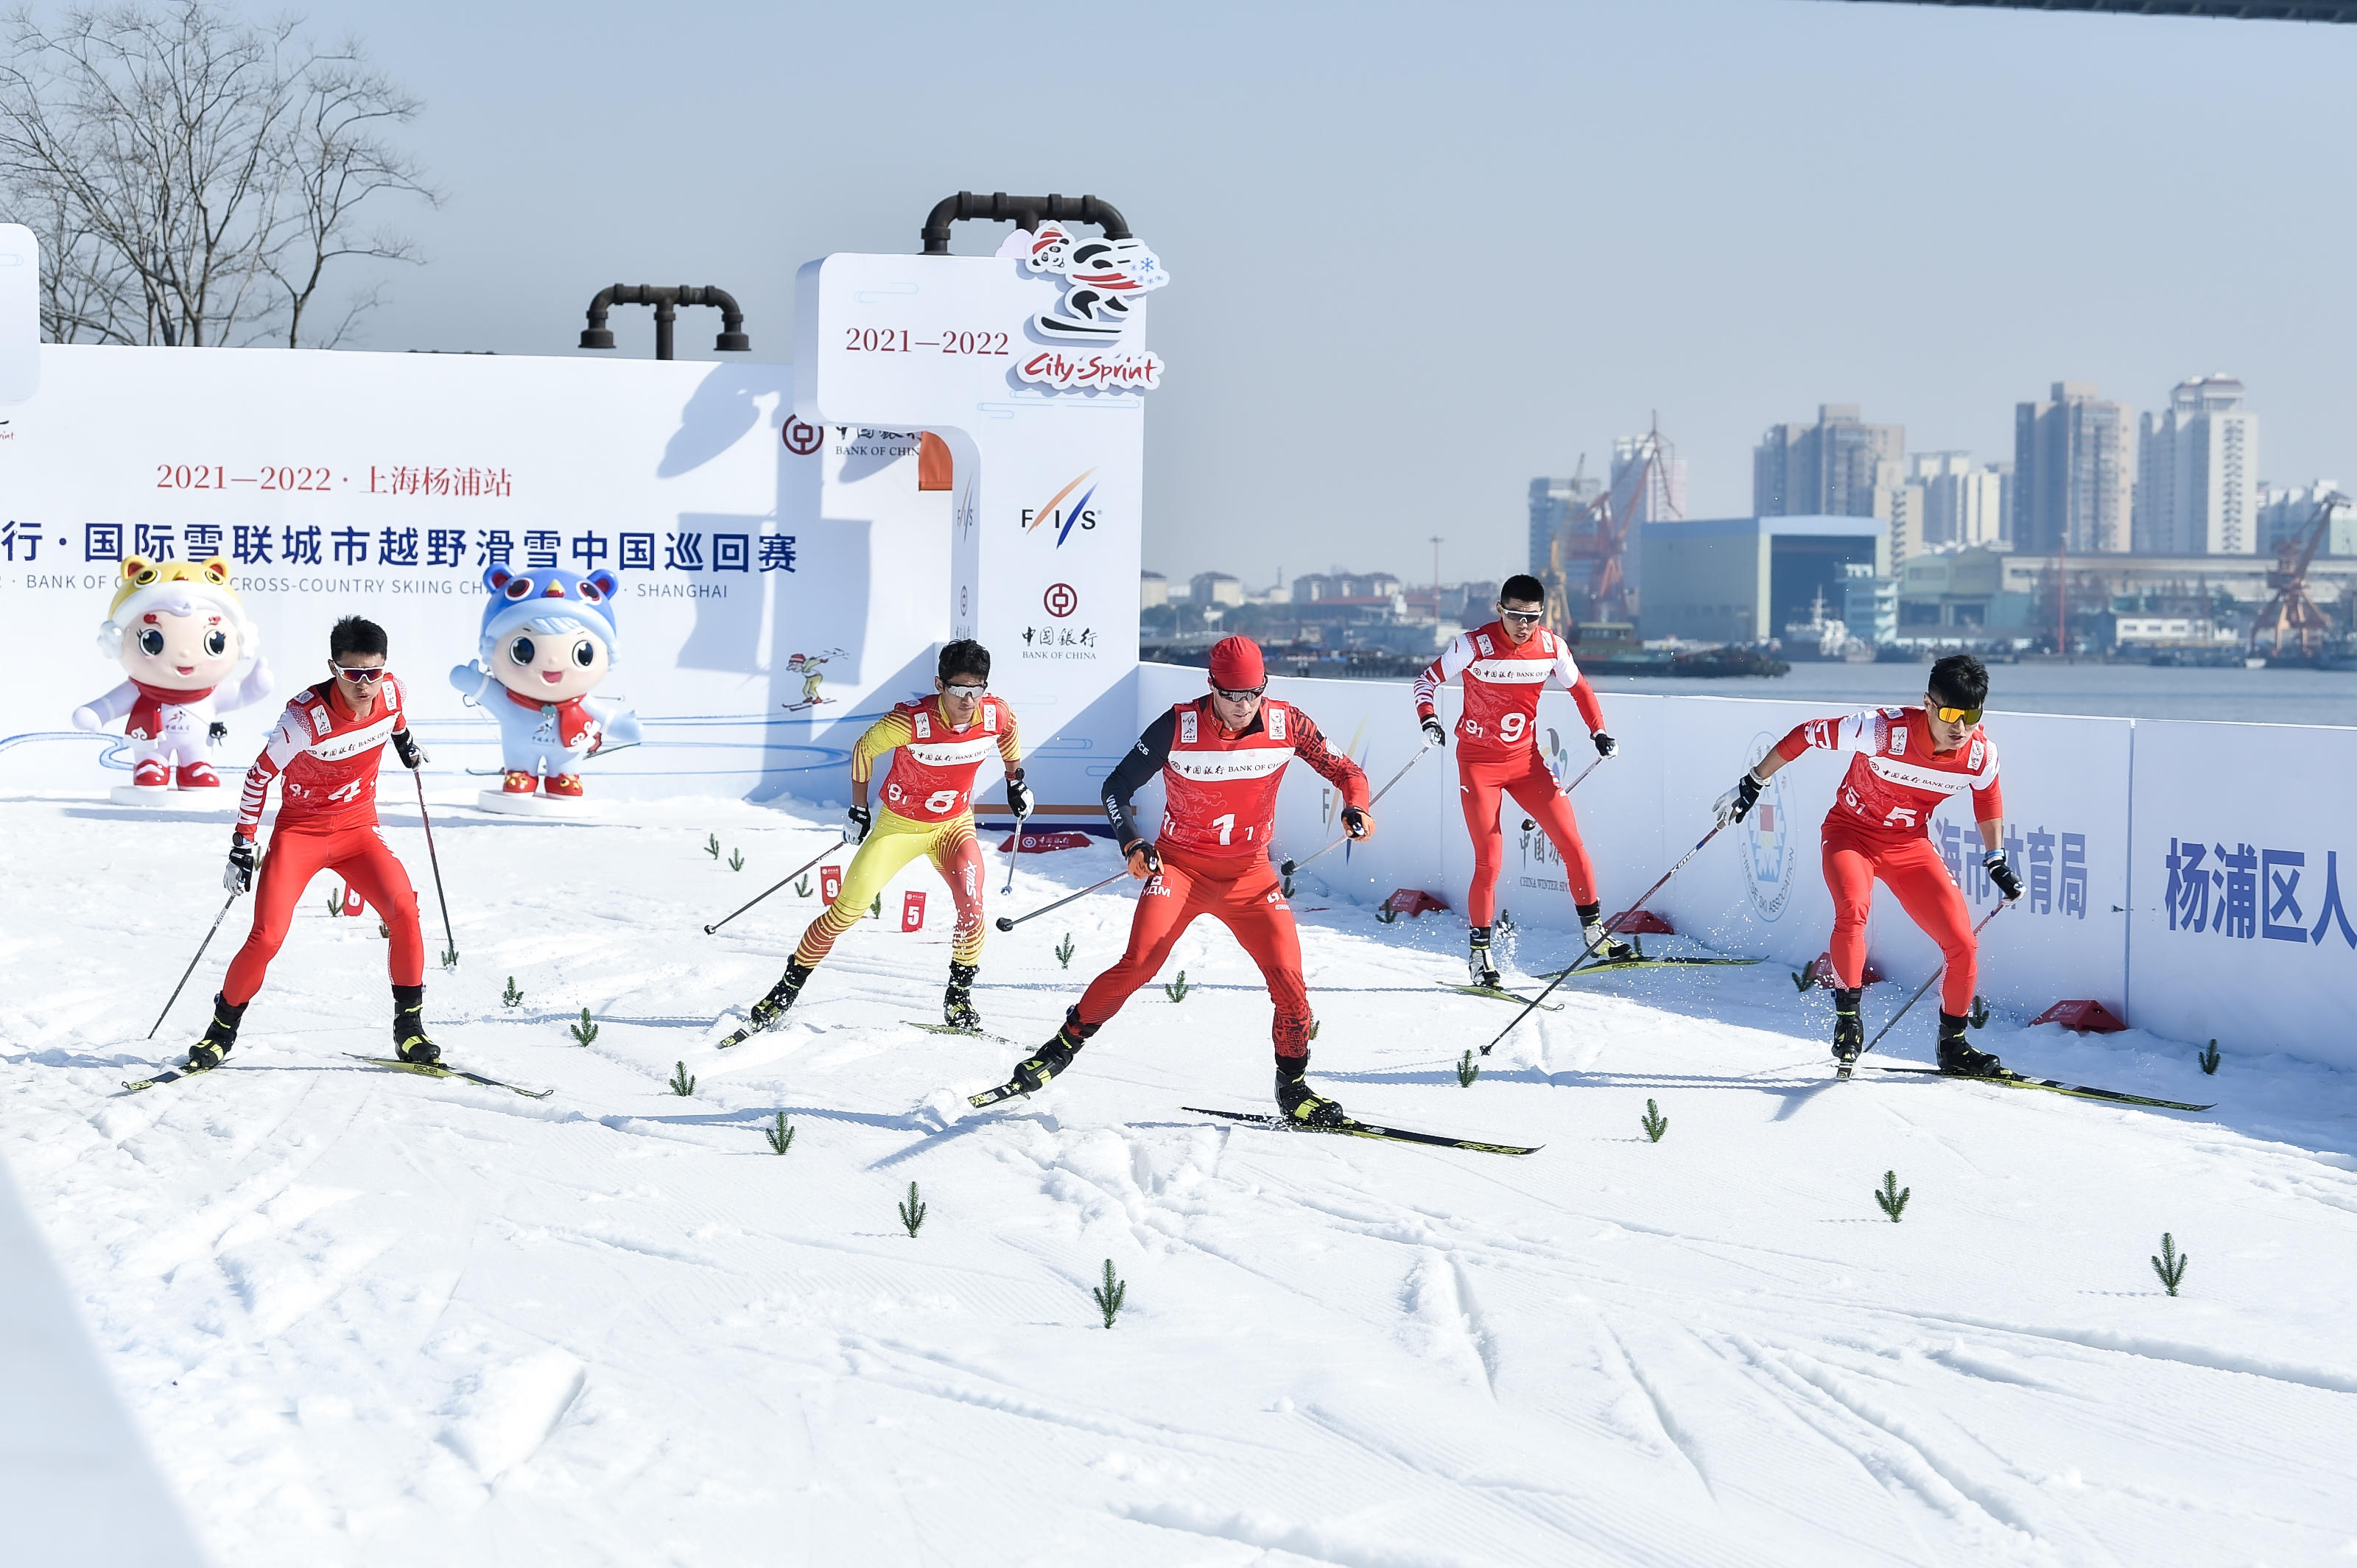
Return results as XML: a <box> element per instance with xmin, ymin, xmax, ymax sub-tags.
<box><xmin>1207</xmin><ymin>636</ymin><xmax>1265</xmax><ymax>691</ymax></box>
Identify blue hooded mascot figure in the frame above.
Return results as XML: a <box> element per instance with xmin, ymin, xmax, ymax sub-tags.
<box><xmin>452</xmin><ymin>564</ymin><xmax>642</xmax><ymax>801</ymax></box>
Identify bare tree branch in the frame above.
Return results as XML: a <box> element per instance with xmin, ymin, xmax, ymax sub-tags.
<box><xmin>0</xmin><ymin>1</ymin><xmax>433</xmax><ymax>348</ymax></box>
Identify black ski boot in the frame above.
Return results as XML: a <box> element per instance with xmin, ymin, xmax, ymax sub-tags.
<box><xmin>747</xmin><ymin>959</ymin><xmax>815</xmax><ymax>1033</ymax></box>
<box><xmin>1467</xmin><ymin>927</ymin><xmax>1501</xmax><ymax>991</ymax></box>
<box><xmin>1577</xmin><ymin>902</ymin><xmax>1635</xmax><ymax>963</ymax></box>
<box><xmin>1937</xmin><ymin>1012</ymin><xmax>2004</xmax><ymax>1077</ymax></box>
<box><xmin>1011</xmin><ymin>1011</ymin><xmax>1093</xmax><ymax>1094</ymax></box>
<box><xmin>186</xmin><ymin>993</ymin><xmax>246</xmax><ymax>1072</ymax></box>
<box><xmin>1274</xmin><ymin>1056</ymin><xmax>1349</xmax><ymax>1128</ymax></box>
<box><xmin>944</xmin><ymin>960</ymin><xmax>981</xmax><ymax>1033</ymax></box>
<box><xmin>1831</xmin><ymin>986</ymin><xmax>1864</xmax><ymax>1068</ymax></box>
<box><xmin>393</xmin><ymin>983</ymin><xmax>440</xmax><ymax>1066</ymax></box>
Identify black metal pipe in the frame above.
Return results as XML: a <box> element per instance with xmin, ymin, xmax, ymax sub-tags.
<box><xmin>919</xmin><ymin>191</ymin><xmax>1131</xmax><ymax>256</ymax></box>
<box><xmin>580</xmin><ymin>284</ymin><xmax>751</xmax><ymax>358</ymax></box>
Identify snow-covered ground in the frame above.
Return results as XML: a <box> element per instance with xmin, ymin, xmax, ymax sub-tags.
<box><xmin>6</xmin><ymin>790</ymin><xmax>2356</xmax><ymax>1567</ymax></box>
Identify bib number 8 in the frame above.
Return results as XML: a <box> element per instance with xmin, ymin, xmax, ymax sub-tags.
<box><xmin>925</xmin><ymin>788</ymin><xmax>961</xmax><ymax>815</ymax></box>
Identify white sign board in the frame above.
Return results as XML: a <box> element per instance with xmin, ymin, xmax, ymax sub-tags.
<box><xmin>0</xmin><ymin>224</ymin><xmax>36</xmax><ymax>402</ymax></box>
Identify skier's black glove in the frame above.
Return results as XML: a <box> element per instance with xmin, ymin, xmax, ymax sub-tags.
<box><xmin>1714</xmin><ymin>771</ymin><xmax>1763</xmax><ymax>826</ymax></box>
<box><xmin>206</xmin><ymin>720</ymin><xmax>228</xmax><ymax>745</ymax></box>
<box><xmin>1341</xmin><ymin>806</ymin><xmax>1371</xmax><ymax>840</ymax></box>
<box><xmin>1984</xmin><ymin>851</ymin><xmax>2023</xmax><ymax>902</ymax></box>
<box><xmin>1005</xmin><ymin>773</ymin><xmax>1034</xmax><ymax>820</ymax></box>
<box><xmin>845</xmin><ymin>804</ymin><xmax>871</xmax><ymax>844</ymax></box>
<box><xmin>390</xmin><ymin>728</ymin><xmax>426</xmax><ymax>769</ymax></box>
<box><xmin>1592</xmin><ymin>731</ymin><xmax>1618</xmax><ymax>759</ymax></box>
<box><xmin>1419</xmin><ymin>715</ymin><xmax>1447</xmax><ymax>749</ymax></box>
<box><xmin>224</xmin><ymin>833</ymin><xmax>255</xmax><ymax>896</ymax></box>
<box><xmin>1123</xmin><ymin>837</ymin><xmax>1161</xmax><ymax>879</ymax></box>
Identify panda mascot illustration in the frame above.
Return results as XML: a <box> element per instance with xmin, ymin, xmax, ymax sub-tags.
<box><xmin>72</xmin><ymin>555</ymin><xmax>274</xmax><ymax>805</ymax></box>
<box><xmin>450</xmin><ymin>563</ymin><xmax>642</xmax><ymax>814</ymax></box>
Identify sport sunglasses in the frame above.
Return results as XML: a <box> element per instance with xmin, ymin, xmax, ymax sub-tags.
<box><xmin>1931</xmin><ymin>703</ymin><xmax>1983</xmax><ymax>726</ymax></box>
<box><xmin>943</xmin><ymin>682</ymin><xmax>988</xmax><ymax>697</ymax></box>
<box><xmin>1498</xmin><ymin>606</ymin><xmax>1545</xmax><ymax>625</ymax></box>
<box><xmin>1210</xmin><ymin>683</ymin><xmax>1267</xmax><ymax>701</ymax></box>
<box><xmin>332</xmin><ymin>664</ymin><xmax>390</xmax><ymax>683</ymax></box>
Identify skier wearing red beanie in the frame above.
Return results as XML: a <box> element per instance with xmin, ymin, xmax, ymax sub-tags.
<box><xmin>991</xmin><ymin>636</ymin><xmax>1375</xmax><ymax>1125</ymax></box>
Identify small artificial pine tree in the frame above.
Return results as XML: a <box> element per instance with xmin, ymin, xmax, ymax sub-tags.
<box><xmin>442</xmin><ymin>943</ymin><xmax>460</xmax><ymax>970</ymax></box>
<box><xmin>2199</xmin><ymin>1039</ymin><xmax>2221</xmax><ymax>1075</ymax></box>
<box><xmin>502</xmin><ymin>976</ymin><xmax>523</xmax><ymax>1008</ymax></box>
<box><xmin>1968</xmin><ymin>995</ymin><xmax>1992</xmax><ymax>1028</ymax></box>
<box><xmin>1055</xmin><ymin>934</ymin><xmax>1076</xmax><ymax>969</ymax></box>
<box><xmin>1163</xmin><ymin>969</ymin><xmax>1190</xmax><ymax>1003</ymax></box>
<box><xmin>898</xmin><ymin>1181</ymin><xmax>927</xmax><ymax>1237</ymax></box>
<box><xmin>669</xmin><ymin>1060</ymin><xmax>695</xmax><ymax>1097</ymax></box>
<box><xmin>2151</xmin><ymin>1232</ymin><xmax>2188</xmax><ymax>1295</ymax></box>
<box><xmin>1641</xmin><ymin>1098</ymin><xmax>1668</xmax><ymax>1142</ymax></box>
<box><xmin>794</xmin><ymin>875</ymin><xmax>812</xmax><ymax>897</ymax></box>
<box><xmin>706</xmin><ymin>833</ymin><xmax>721</xmax><ymax>859</ymax></box>
<box><xmin>1791</xmin><ymin>968</ymin><xmax>1814</xmax><ymax>993</ymax></box>
<box><xmin>1457</xmin><ymin>1050</ymin><xmax>1479</xmax><ymax>1088</ymax></box>
<box><xmin>323</xmin><ymin>887</ymin><xmax>343</xmax><ymax>918</ymax></box>
<box><xmin>1374</xmin><ymin>902</ymin><xmax>1400</xmax><ymax>925</ymax></box>
<box><xmin>1092</xmin><ymin>1258</ymin><xmax>1126</xmax><ymax>1329</ymax></box>
<box><xmin>1875</xmin><ymin>1170</ymin><xmax>1910</xmax><ymax>1223</ymax></box>
<box><xmin>569</xmin><ymin>1008</ymin><xmax>599</xmax><ymax>1047</ymax></box>
<box><xmin>729</xmin><ymin>848</ymin><xmax>744</xmax><ymax>871</ymax></box>
<box><xmin>868</xmin><ymin>894</ymin><xmax>882</xmax><ymax>920</ymax></box>
<box><xmin>765</xmin><ymin>1111</ymin><xmax>795</xmax><ymax>1155</ymax></box>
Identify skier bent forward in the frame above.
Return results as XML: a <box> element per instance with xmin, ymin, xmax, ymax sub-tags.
<box><xmin>997</xmin><ymin>636</ymin><xmax>1373</xmax><ymax>1126</ymax></box>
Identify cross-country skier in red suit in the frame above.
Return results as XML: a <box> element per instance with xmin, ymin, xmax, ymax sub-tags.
<box><xmin>994</xmin><ymin>636</ymin><xmax>1374</xmax><ymax>1125</ymax></box>
<box><xmin>1413</xmin><ymin>573</ymin><xmax>1627</xmax><ymax>988</ymax></box>
<box><xmin>1714</xmin><ymin>653</ymin><xmax>2023</xmax><ymax>1075</ymax></box>
<box><xmin>186</xmin><ymin>616</ymin><xmax>436</xmax><ymax>1073</ymax></box>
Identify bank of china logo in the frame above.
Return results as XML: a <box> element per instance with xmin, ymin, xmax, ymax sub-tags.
<box><xmin>1019</xmin><ymin>222</ymin><xmax>1168</xmax><ymax>340</ymax></box>
<box><xmin>1023</xmin><ymin>470</ymin><xmax>1099</xmax><ymax>546</ymax></box>
<box><xmin>1741</xmin><ymin>731</ymin><xmax>1796</xmax><ymax>922</ymax></box>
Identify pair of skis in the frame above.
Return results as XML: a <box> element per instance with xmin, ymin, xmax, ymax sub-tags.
<box><xmin>122</xmin><ymin>1052</ymin><xmax>552</xmax><ymax>1099</ymax></box>
<box><xmin>1441</xmin><ymin>949</ymin><xmax>1763</xmax><ymax>1010</ymax></box>
<box><xmin>963</xmin><ymin>1069</ymin><xmax>1542</xmax><ymax>1155</ymax></box>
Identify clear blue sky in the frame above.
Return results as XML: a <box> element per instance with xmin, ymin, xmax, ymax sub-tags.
<box><xmin>292</xmin><ymin>0</ymin><xmax>2357</xmax><ymax>586</ymax></box>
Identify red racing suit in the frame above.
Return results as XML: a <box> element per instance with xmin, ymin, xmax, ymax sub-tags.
<box><xmin>1079</xmin><ymin>695</ymin><xmax>1369</xmax><ymax>1058</ymax></box>
<box><xmin>223</xmin><ymin>678</ymin><xmax>423</xmax><ymax>1005</ymax></box>
<box><xmin>1414</xmin><ymin>621</ymin><xmax>1610</xmax><ymax>925</ymax></box>
<box><xmin>1770</xmin><ymin>707</ymin><xmax>2005</xmax><ymax>1015</ymax></box>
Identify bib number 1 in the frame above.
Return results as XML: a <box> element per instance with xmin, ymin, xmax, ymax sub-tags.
<box><xmin>1212</xmin><ymin>812</ymin><xmax>1235</xmax><ymax>845</ymax></box>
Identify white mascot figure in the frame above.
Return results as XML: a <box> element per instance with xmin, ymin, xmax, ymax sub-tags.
<box><xmin>449</xmin><ymin>563</ymin><xmax>641</xmax><ymax>814</ymax></box>
<box><xmin>72</xmin><ymin>555</ymin><xmax>273</xmax><ymax>804</ymax></box>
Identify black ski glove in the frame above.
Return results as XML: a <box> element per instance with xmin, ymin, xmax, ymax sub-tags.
<box><xmin>1123</xmin><ymin>837</ymin><xmax>1162</xmax><ymax>879</ymax></box>
<box><xmin>1419</xmin><ymin>715</ymin><xmax>1447</xmax><ymax>749</ymax></box>
<box><xmin>1984</xmin><ymin>851</ymin><xmax>2023</xmax><ymax>902</ymax></box>
<box><xmin>1714</xmin><ymin>771</ymin><xmax>1763</xmax><ymax>826</ymax></box>
<box><xmin>390</xmin><ymin>728</ymin><xmax>427</xmax><ymax>769</ymax></box>
<box><xmin>845</xmin><ymin>804</ymin><xmax>872</xmax><ymax>844</ymax></box>
<box><xmin>224</xmin><ymin>833</ymin><xmax>256</xmax><ymax>896</ymax></box>
<box><xmin>1592</xmin><ymin>731</ymin><xmax>1618</xmax><ymax>759</ymax></box>
<box><xmin>1341</xmin><ymin>806</ymin><xmax>1371</xmax><ymax>840</ymax></box>
<box><xmin>206</xmin><ymin>720</ymin><xmax>228</xmax><ymax>745</ymax></box>
<box><xmin>1005</xmin><ymin>773</ymin><xmax>1034</xmax><ymax>820</ymax></box>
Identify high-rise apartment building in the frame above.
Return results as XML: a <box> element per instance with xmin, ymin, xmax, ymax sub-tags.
<box><xmin>2135</xmin><ymin>375</ymin><xmax>2260</xmax><ymax>555</ymax></box>
<box><xmin>1753</xmin><ymin>404</ymin><xmax>1904</xmax><ymax>518</ymax></box>
<box><xmin>1894</xmin><ymin>451</ymin><xmax>2008</xmax><ymax>566</ymax></box>
<box><xmin>2014</xmin><ymin>382</ymin><xmax>2132</xmax><ymax>555</ymax></box>
<box><xmin>1528</xmin><ymin>474</ymin><xmax>1603</xmax><ymax>577</ymax></box>
<box><xmin>2258</xmin><ymin>481</ymin><xmax>2351</xmax><ymax>558</ymax></box>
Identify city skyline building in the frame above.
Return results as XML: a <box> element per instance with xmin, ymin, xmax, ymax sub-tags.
<box><xmin>1752</xmin><ymin>404</ymin><xmax>1904</xmax><ymax>520</ymax></box>
<box><xmin>2014</xmin><ymin>381</ymin><xmax>2132</xmax><ymax>555</ymax></box>
<box><xmin>2136</xmin><ymin>374</ymin><xmax>2260</xmax><ymax>555</ymax></box>
<box><xmin>1527</xmin><ymin>474</ymin><xmax>1603</xmax><ymax>577</ymax></box>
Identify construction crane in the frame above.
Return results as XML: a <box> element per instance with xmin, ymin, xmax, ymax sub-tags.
<box><xmin>2249</xmin><ymin>490</ymin><xmax>2350</xmax><ymax>661</ymax></box>
<box><xmin>1543</xmin><ymin>418</ymin><xmax>1680</xmax><ymax>636</ymax></box>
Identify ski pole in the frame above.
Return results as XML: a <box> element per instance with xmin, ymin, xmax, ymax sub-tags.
<box><xmin>1481</xmin><ymin>819</ymin><xmax>1727</xmax><ymax>1055</ymax></box>
<box><xmin>413</xmin><ymin>770</ymin><xmax>460</xmax><ymax>969</ymax></box>
<box><xmin>1858</xmin><ymin>901</ymin><xmax>2009</xmax><ymax>1058</ymax></box>
<box><xmin>1000</xmin><ymin>801</ymin><xmax>1034</xmax><ymax>897</ymax></box>
<box><xmin>702</xmin><ymin>838</ymin><xmax>844</xmax><ymax>935</ymax></box>
<box><xmin>1520</xmin><ymin>750</ymin><xmax>1607</xmax><ymax>830</ymax></box>
<box><xmin>147</xmin><ymin>892</ymin><xmax>239</xmax><ymax>1040</ymax></box>
<box><xmin>1277</xmin><ymin>748</ymin><xmax>1429</xmax><ymax>880</ymax></box>
<box><xmin>995</xmin><ymin>868</ymin><xmax>1133</xmax><ymax>932</ymax></box>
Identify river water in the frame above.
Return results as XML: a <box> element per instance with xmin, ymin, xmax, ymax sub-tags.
<box><xmin>1585</xmin><ymin>660</ymin><xmax>2357</xmax><ymax>728</ymax></box>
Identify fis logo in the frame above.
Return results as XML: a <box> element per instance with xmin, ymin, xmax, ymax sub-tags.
<box><xmin>1022</xmin><ymin>469</ymin><xmax>1100</xmax><ymax>546</ymax></box>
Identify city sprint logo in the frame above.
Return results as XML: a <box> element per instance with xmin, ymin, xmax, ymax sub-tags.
<box><xmin>1022</xmin><ymin>470</ymin><xmax>1099</xmax><ymax>546</ymax></box>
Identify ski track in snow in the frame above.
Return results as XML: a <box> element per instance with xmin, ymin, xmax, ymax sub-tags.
<box><xmin>6</xmin><ymin>792</ymin><xmax>2357</xmax><ymax>1566</ymax></box>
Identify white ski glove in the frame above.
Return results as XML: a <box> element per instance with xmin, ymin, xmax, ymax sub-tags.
<box><xmin>1713</xmin><ymin>772</ymin><xmax>1763</xmax><ymax>828</ymax></box>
